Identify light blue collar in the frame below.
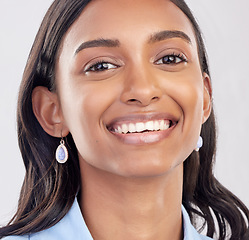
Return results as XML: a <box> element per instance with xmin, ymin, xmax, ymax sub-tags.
<box><xmin>28</xmin><ymin>199</ymin><xmax>212</xmax><ymax>240</ymax></box>
<box><xmin>182</xmin><ymin>205</ymin><xmax>212</xmax><ymax>240</ymax></box>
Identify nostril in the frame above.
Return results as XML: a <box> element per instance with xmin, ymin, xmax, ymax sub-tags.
<box><xmin>151</xmin><ymin>96</ymin><xmax>160</xmax><ymax>102</ymax></box>
<box><xmin>152</xmin><ymin>96</ymin><xmax>159</xmax><ymax>100</ymax></box>
<box><xmin>126</xmin><ymin>96</ymin><xmax>160</xmax><ymax>105</ymax></box>
<box><xmin>127</xmin><ymin>98</ymin><xmax>143</xmax><ymax>105</ymax></box>
<box><xmin>127</xmin><ymin>98</ymin><xmax>142</xmax><ymax>104</ymax></box>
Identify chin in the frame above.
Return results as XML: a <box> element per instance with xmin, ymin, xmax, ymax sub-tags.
<box><xmin>108</xmin><ymin>156</ymin><xmax>184</xmax><ymax>179</ymax></box>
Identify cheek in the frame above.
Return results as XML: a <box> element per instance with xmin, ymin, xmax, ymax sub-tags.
<box><xmin>178</xmin><ymin>75</ymin><xmax>204</xmax><ymax>149</ymax></box>
<box><xmin>161</xmin><ymin>68</ymin><xmax>204</xmax><ymax>150</ymax></box>
<box><xmin>178</xmin><ymin>81</ymin><xmax>203</xmax><ymax>136</ymax></box>
<box><xmin>59</xmin><ymin>80</ymin><xmax>118</xmax><ymax>164</ymax></box>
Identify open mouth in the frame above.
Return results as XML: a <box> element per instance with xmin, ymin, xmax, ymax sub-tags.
<box><xmin>107</xmin><ymin>119</ymin><xmax>176</xmax><ymax>134</ymax></box>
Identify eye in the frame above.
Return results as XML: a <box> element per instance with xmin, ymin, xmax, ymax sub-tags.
<box><xmin>155</xmin><ymin>53</ymin><xmax>187</xmax><ymax>65</ymax></box>
<box><xmin>85</xmin><ymin>61</ymin><xmax>118</xmax><ymax>73</ymax></box>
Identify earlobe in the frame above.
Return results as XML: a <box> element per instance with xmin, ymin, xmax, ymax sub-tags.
<box><xmin>202</xmin><ymin>73</ymin><xmax>212</xmax><ymax>124</ymax></box>
<box><xmin>32</xmin><ymin>86</ymin><xmax>69</xmax><ymax>137</ymax></box>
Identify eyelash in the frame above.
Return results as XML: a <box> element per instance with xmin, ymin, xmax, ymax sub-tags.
<box><xmin>85</xmin><ymin>61</ymin><xmax>118</xmax><ymax>73</ymax></box>
<box><xmin>85</xmin><ymin>53</ymin><xmax>187</xmax><ymax>73</ymax></box>
<box><xmin>155</xmin><ymin>53</ymin><xmax>187</xmax><ymax>65</ymax></box>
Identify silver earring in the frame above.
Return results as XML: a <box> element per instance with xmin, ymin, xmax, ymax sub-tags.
<box><xmin>56</xmin><ymin>138</ymin><xmax>68</xmax><ymax>164</ymax></box>
<box><xmin>195</xmin><ymin>136</ymin><xmax>203</xmax><ymax>152</ymax></box>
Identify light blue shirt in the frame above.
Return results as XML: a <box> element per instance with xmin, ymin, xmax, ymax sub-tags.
<box><xmin>3</xmin><ymin>199</ymin><xmax>213</xmax><ymax>240</ymax></box>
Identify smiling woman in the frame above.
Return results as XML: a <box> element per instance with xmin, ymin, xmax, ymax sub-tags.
<box><xmin>0</xmin><ymin>0</ymin><xmax>248</xmax><ymax>240</ymax></box>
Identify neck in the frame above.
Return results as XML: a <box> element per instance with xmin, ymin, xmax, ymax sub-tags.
<box><xmin>79</xmin><ymin>161</ymin><xmax>183</xmax><ymax>240</ymax></box>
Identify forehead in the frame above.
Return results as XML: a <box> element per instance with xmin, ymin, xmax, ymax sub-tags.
<box><xmin>62</xmin><ymin>0</ymin><xmax>197</xmax><ymax>54</ymax></box>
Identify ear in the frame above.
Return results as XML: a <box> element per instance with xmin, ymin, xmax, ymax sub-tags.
<box><xmin>202</xmin><ymin>73</ymin><xmax>212</xmax><ymax>124</ymax></box>
<box><xmin>32</xmin><ymin>86</ymin><xmax>69</xmax><ymax>137</ymax></box>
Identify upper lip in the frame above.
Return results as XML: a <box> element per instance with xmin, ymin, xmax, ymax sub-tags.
<box><xmin>106</xmin><ymin>112</ymin><xmax>179</xmax><ymax>131</ymax></box>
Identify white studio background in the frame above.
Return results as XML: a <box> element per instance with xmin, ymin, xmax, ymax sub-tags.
<box><xmin>0</xmin><ymin>0</ymin><xmax>248</xmax><ymax>225</ymax></box>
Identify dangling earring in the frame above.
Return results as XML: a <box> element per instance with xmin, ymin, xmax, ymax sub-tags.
<box><xmin>195</xmin><ymin>136</ymin><xmax>203</xmax><ymax>152</ymax></box>
<box><xmin>56</xmin><ymin>138</ymin><xmax>68</xmax><ymax>164</ymax></box>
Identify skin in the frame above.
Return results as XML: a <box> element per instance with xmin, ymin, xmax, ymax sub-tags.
<box><xmin>32</xmin><ymin>0</ymin><xmax>212</xmax><ymax>239</ymax></box>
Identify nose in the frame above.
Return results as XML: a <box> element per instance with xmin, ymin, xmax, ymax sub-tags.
<box><xmin>120</xmin><ymin>65</ymin><xmax>162</xmax><ymax>106</ymax></box>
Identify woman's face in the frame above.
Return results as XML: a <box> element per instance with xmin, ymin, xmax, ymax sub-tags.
<box><xmin>56</xmin><ymin>0</ymin><xmax>211</xmax><ymax>177</ymax></box>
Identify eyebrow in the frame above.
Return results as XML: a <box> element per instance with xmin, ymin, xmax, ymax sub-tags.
<box><xmin>74</xmin><ymin>30</ymin><xmax>191</xmax><ymax>55</ymax></box>
<box><xmin>148</xmin><ymin>30</ymin><xmax>192</xmax><ymax>44</ymax></box>
<box><xmin>75</xmin><ymin>38</ymin><xmax>120</xmax><ymax>55</ymax></box>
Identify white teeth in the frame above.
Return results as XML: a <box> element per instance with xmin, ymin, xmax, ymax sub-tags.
<box><xmin>128</xmin><ymin>123</ymin><xmax>136</xmax><ymax>133</ymax></box>
<box><xmin>117</xmin><ymin>126</ymin><xmax>122</xmax><ymax>134</ymax></box>
<box><xmin>135</xmin><ymin>122</ymin><xmax>145</xmax><ymax>132</ymax></box>
<box><xmin>121</xmin><ymin>124</ymin><xmax>128</xmax><ymax>134</ymax></box>
<box><xmin>154</xmin><ymin>121</ymin><xmax>160</xmax><ymax>131</ymax></box>
<box><xmin>114</xmin><ymin>120</ymin><xmax>171</xmax><ymax>134</ymax></box>
<box><xmin>159</xmin><ymin>120</ymin><xmax>165</xmax><ymax>130</ymax></box>
<box><xmin>145</xmin><ymin>121</ymin><xmax>154</xmax><ymax>131</ymax></box>
<box><xmin>164</xmin><ymin>121</ymin><xmax>170</xmax><ymax>130</ymax></box>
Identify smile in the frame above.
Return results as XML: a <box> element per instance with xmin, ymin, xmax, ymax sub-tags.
<box><xmin>107</xmin><ymin>114</ymin><xmax>178</xmax><ymax>144</ymax></box>
<box><xmin>112</xmin><ymin>120</ymin><xmax>171</xmax><ymax>134</ymax></box>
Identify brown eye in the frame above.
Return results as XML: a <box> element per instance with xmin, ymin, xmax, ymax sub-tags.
<box><xmin>155</xmin><ymin>54</ymin><xmax>187</xmax><ymax>65</ymax></box>
<box><xmin>85</xmin><ymin>61</ymin><xmax>117</xmax><ymax>72</ymax></box>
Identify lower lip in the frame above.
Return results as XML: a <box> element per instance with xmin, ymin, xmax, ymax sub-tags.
<box><xmin>109</xmin><ymin>126</ymin><xmax>176</xmax><ymax>145</ymax></box>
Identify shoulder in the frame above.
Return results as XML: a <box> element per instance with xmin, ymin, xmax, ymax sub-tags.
<box><xmin>2</xmin><ymin>199</ymin><xmax>93</xmax><ymax>240</ymax></box>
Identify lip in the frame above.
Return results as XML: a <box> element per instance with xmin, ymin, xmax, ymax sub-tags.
<box><xmin>106</xmin><ymin>112</ymin><xmax>178</xmax><ymax>145</ymax></box>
